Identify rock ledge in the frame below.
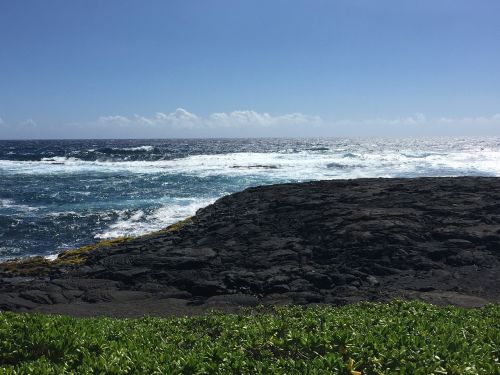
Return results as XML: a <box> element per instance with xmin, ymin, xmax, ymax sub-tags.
<box><xmin>1</xmin><ymin>177</ymin><xmax>499</xmax><ymax>316</ymax></box>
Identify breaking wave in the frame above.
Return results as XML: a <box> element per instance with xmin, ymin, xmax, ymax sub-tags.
<box><xmin>95</xmin><ymin>198</ymin><xmax>216</xmax><ymax>239</ymax></box>
<box><xmin>2</xmin><ymin>137</ymin><xmax>500</xmax><ymax>260</ymax></box>
<box><xmin>2</xmin><ymin>147</ymin><xmax>500</xmax><ymax>178</ymax></box>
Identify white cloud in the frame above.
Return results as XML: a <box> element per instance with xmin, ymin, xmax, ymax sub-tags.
<box><xmin>155</xmin><ymin>108</ymin><xmax>199</xmax><ymax>123</ymax></box>
<box><xmin>98</xmin><ymin>115</ymin><xmax>131</xmax><ymax>126</ymax></box>
<box><xmin>333</xmin><ymin>113</ymin><xmax>428</xmax><ymax>127</ymax></box>
<box><xmin>207</xmin><ymin>110</ymin><xmax>322</xmax><ymax>128</ymax></box>
<box><xmin>19</xmin><ymin>119</ymin><xmax>37</xmax><ymax>128</ymax></box>
<box><xmin>96</xmin><ymin>108</ymin><xmax>323</xmax><ymax>130</ymax></box>
<box><xmin>435</xmin><ymin>113</ymin><xmax>500</xmax><ymax>125</ymax></box>
<box><xmin>328</xmin><ymin>113</ymin><xmax>500</xmax><ymax>137</ymax></box>
<box><xmin>89</xmin><ymin>108</ymin><xmax>500</xmax><ymax>137</ymax></box>
<box><xmin>132</xmin><ymin>115</ymin><xmax>154</xmax><ymax>126</ymax></box>
<box><xmin>154</xmin><ymin>108</ymin><xmax>200</xmax><ymax>129</ymax></box>
<box><xmin>333</xmin><ymin>113</ymin><xmax>500</xmax><ymax>129</ymax></box>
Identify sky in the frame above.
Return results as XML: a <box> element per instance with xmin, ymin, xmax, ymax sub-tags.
<box><xmin>0</xmin><ymin>0</ymin><xmax>499</xmax><ymax>139</ymax></box>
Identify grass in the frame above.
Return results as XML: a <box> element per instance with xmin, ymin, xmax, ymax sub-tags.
<box><xmin>0</xmin><ymin>301</ymin><xmax>498</xmax><ymax>374</ymax></box>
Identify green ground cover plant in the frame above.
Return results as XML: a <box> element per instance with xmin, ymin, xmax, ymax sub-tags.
<box><xmin>0</xmin><ymin>301</ymin><xmax>498</xmax><ymax>374</ymax></box>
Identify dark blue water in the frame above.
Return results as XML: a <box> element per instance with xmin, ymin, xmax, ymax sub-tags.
<box><xmin>1</xmin><ymin>137</ymin><xmax>500</xmax><ymax>260</ymax></box>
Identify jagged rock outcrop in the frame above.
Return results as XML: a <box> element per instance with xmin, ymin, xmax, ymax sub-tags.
<box><xmin>1</xmin><ymin>177</ymin><xmax>499</xmax><ymax>316</ymax></box>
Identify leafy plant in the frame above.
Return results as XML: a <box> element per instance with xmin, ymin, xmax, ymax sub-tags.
<box><xmin>0</xmin><ymin>301</ymin><xmax>498</xmax><ymax>374</ymax></box>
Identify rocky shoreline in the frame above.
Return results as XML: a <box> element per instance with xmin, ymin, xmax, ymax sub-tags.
<box><xmin>1</xmin><ymin>177</ymin><xmax>499</xmax><ymax>317</ymax></box>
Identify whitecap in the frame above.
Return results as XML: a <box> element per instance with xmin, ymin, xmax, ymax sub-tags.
<box><xmin>44</xmin><ymin>254</ymin><xmax>58</xmax><ymax>261</ymax></box>
<box><xmin>113</xmin><ymin>145</ymin><xmax>155</xmax><ymax>152</ymax></box>
<box><xmin>1</xmin><ymin>144</ymin><xmax>500</xmax><ymax>180</ymax></box>
<box><xmin>0</xmin><ymin>198</ymin><xmax>40</xmax><ymax>212</ymax></box>
<box><xmin>94</xmin><ymin>197</ymin><xmax>216</xmax><ymax>239</ymax></box>
<box><xmin>0</xmin><ymin>198</ymin><xmax>15</xmax><ymax>206</ymax></box>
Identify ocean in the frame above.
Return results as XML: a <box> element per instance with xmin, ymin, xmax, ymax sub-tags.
<box><xmin>1</xmin><ymin>137</ymin><xmax>500</xmax><ymax>261</ymax></box>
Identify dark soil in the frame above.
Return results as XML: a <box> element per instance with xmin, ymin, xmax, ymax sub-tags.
<box><xmin>1</xmin><ymin>177</ymin><xmax>499</xmax><ymax>317</ymax></box>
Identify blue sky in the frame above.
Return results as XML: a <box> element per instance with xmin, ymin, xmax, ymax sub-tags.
<box><xmin>1</xmin><ymin>0</ymin><xmax>499</xmax><ymax>138</ymax></box>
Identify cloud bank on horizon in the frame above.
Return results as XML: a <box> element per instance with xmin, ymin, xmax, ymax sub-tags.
<box><xmin>98</xmin><ymin>108</ymin><xmax>322</xmax><ymax>130</ymax></box>
<box><xmin>1</xmin><ymin>109</ymin><xmax>499</xmax><ymax>139</ymax></box>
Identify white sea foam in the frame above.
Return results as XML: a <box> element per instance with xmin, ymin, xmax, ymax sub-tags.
<box><xmin>2</xmin><ymin>147</ymin><xmax>500</xmax><ymax>179</ymax></box>
<box><xmin>95</xmin><ymin>197</ymin><xmax>216</xmax><ymax>239</ymax></box>
<box><xmin>0</xmin><ymin>198</ymin><xmax>15</xmax><ymax>206</ymax></box>
<box><xmin>0</xmin><ymin>198</ymin><xmax>40</xmax><ymax>212</ymax></box>
<box><xmin>3</xmin><ymin>138</ymin><xmax>500</xmax><ymax>260</ymax></box>
<box><xmin>40</xmin><ymin>156</ymin><xmax>82</xmax><ymax>163</ymax></box>
<box><xmin>0</xmin><ymin>247</ymin><xmax>23</xmax><ymax>262</ymax></box>
<box><xmin>113</xmin><ymin>145</ymin><xmax>154</xmax><ymax>152</ymax></box>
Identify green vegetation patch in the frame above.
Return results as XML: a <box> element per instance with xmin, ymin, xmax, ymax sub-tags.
<box><xmin>138</xmin><ymin>216</ymin><xmax>193</xmax><ymax>239</ymax></box>
<box><xmin>53</xmin><ymin>217</ymin><xmax>193</xmax><ymax>266</ymax></box>
<box><xmin>0</xmin><ymin>301</ymin><xmax>499</xmax><ymax>374</ymax></box>
<box><xmin>0</xmin><ymin>217</ymin><xmax>194</xmax><ymax>276</ymax></box>
<box><xmin>0</xmin><ymin>256</ymin><xmax>53</xmax><ymax>277</ymax></box>
<box><xmin>0</xmin><ymin>237</ymin><xmax>133</xmax><ymax>276</ymax></box>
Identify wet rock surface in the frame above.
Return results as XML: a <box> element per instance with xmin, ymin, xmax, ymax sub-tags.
<box><xmin>1</xmin><ymin>177</ymin><xmax>500</xmax><ymax>317</ymax></box>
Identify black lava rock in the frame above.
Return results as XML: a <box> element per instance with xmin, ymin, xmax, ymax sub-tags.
<box><xmin>1</xmin><ymin>177</ymin><xmax>499</xmax><ymax>316</ymax></box>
